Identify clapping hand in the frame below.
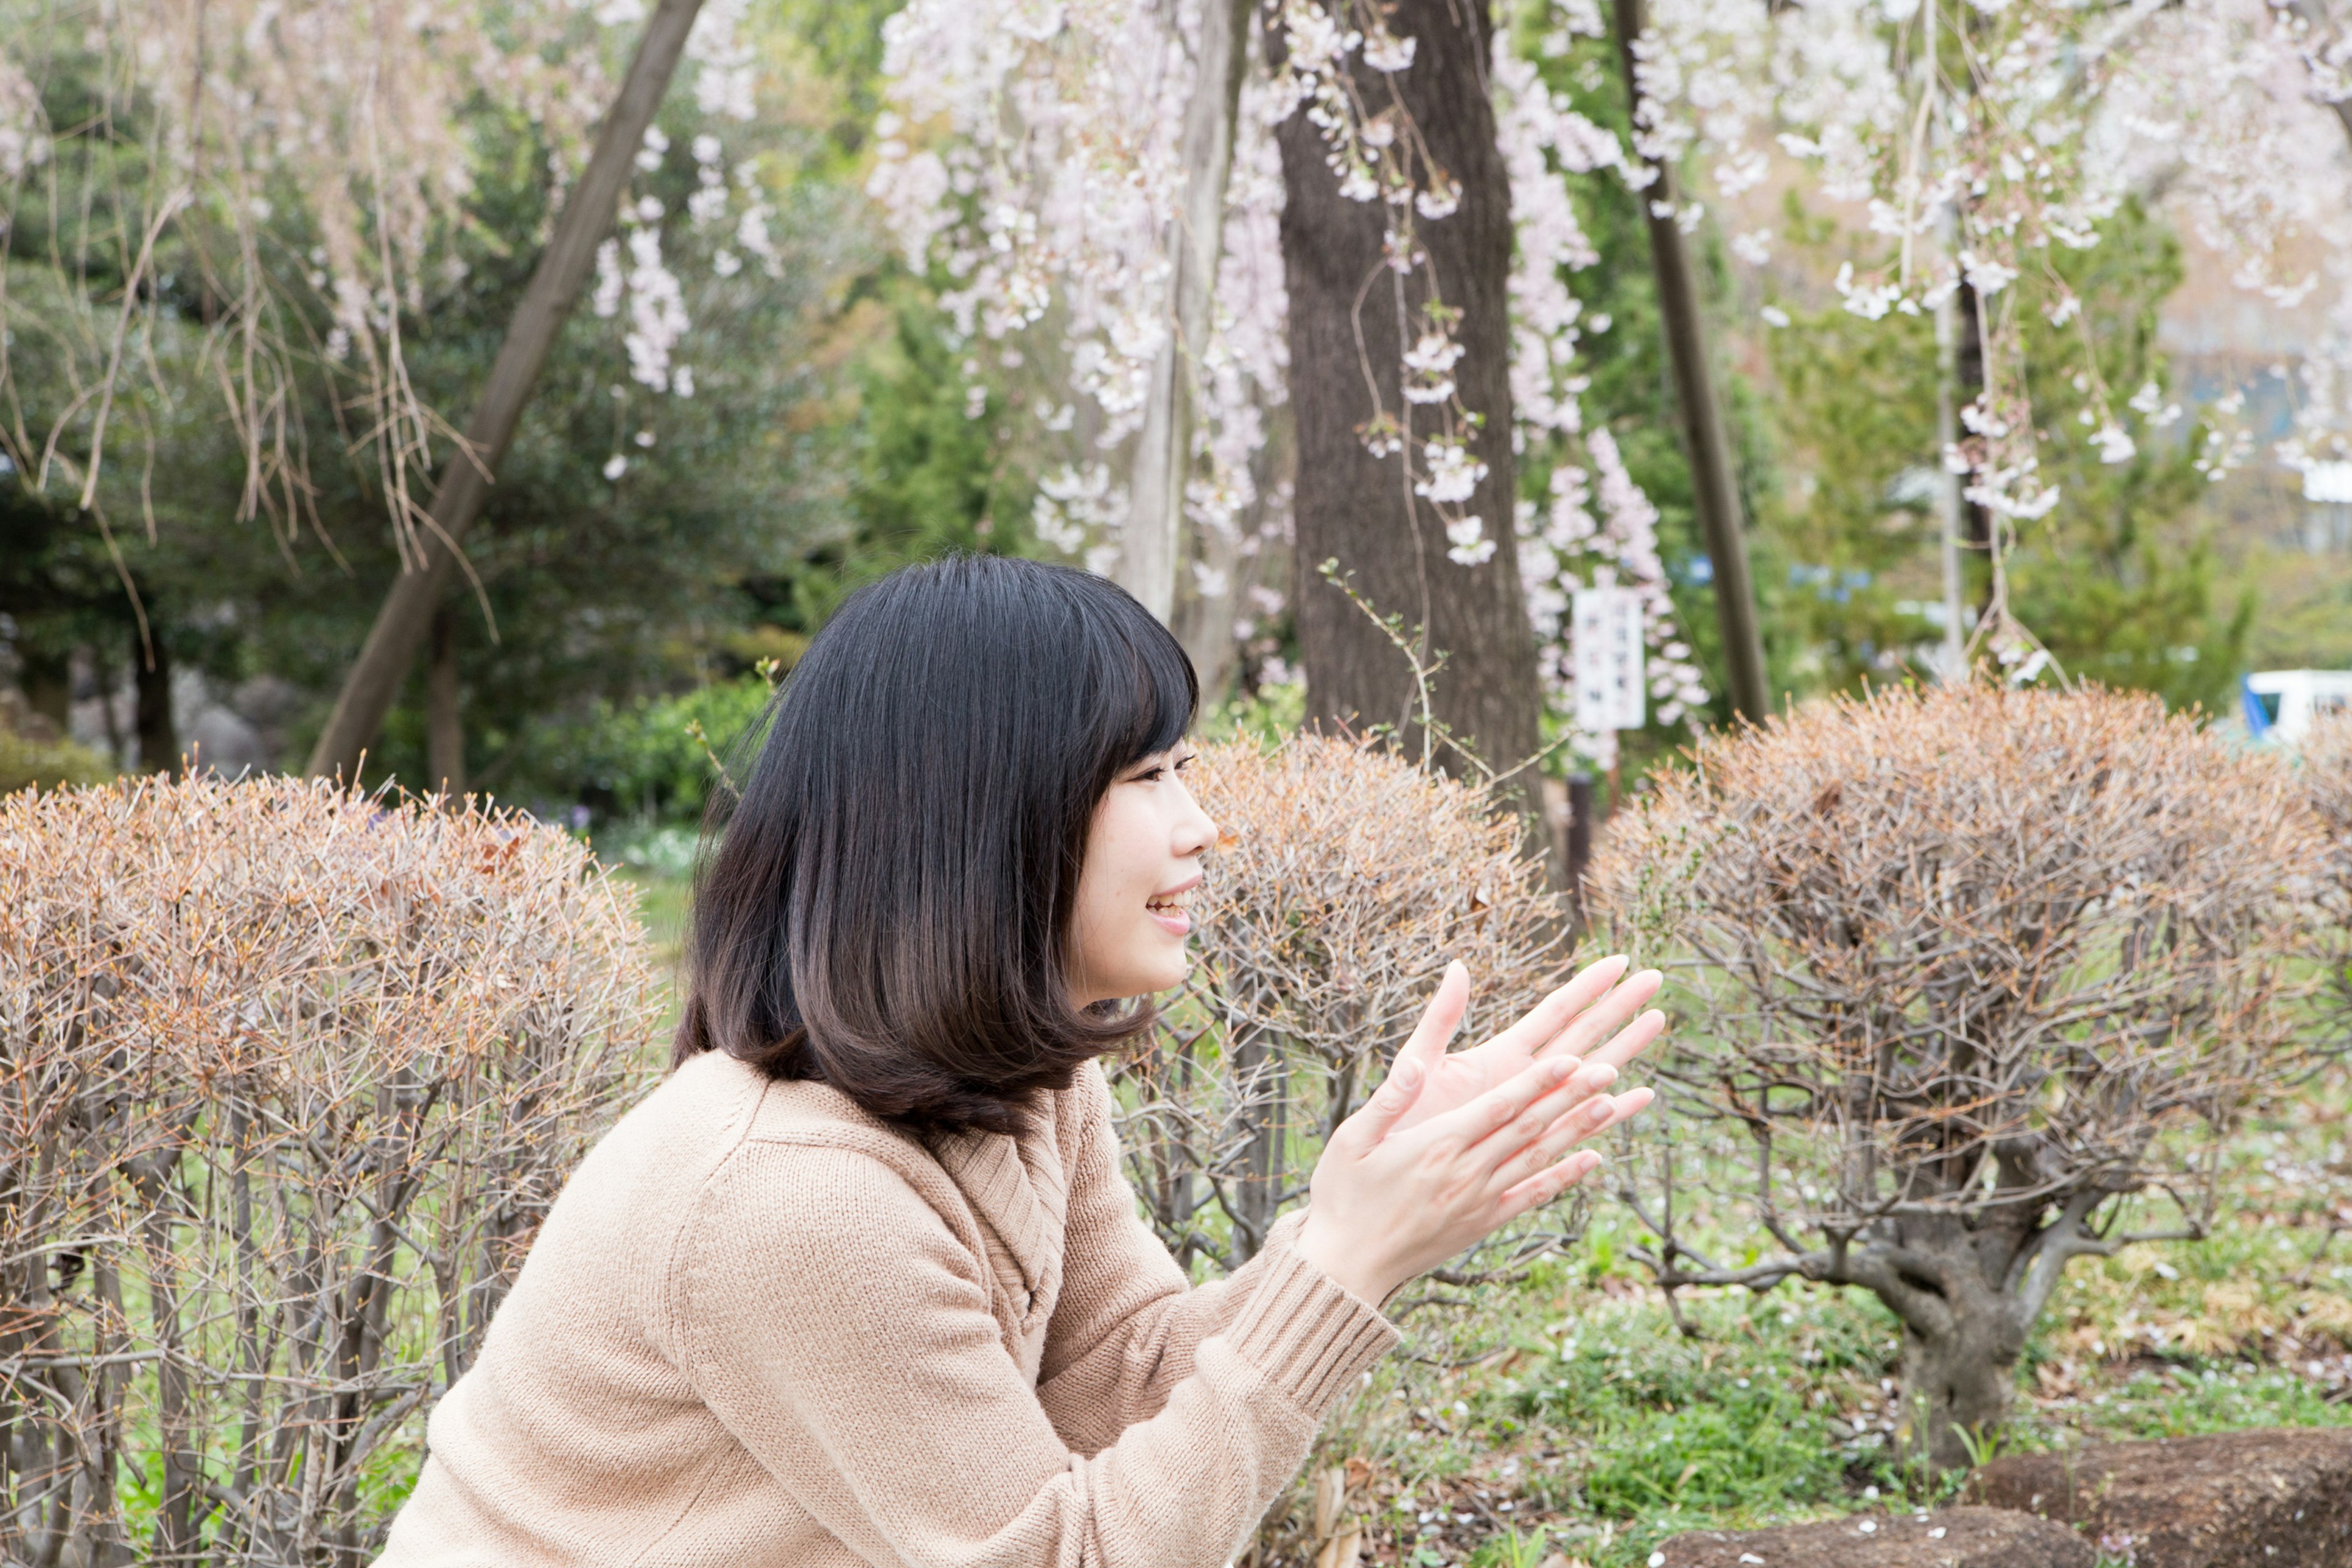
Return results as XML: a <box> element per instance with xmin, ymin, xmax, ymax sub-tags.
<box><xmin>1382</xmin><ymin>955</ymin><xmax>1664</xmax><ymax>1137</ymax></box>
<box><xmin>1295</xmin><ymin>956</ymin><xmax>1665</xmax><ymax>1306</ymax></box>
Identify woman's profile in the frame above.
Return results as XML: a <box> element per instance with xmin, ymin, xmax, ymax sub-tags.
<box><xmin>377</xmin><ymin>555</ymin><xmax>1663</xmax><ymax>1567</ymax></box>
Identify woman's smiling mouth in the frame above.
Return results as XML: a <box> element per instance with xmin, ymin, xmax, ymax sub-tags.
<box><xmin>1145</xmin><ymin>876</ymin><xmax>1199</xmax><ymax>935</ymax></box>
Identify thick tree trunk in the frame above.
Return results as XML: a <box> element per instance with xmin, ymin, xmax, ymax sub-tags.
<box><xmin>1610</xmin><ymin>0</ymin><xmax>1770</xmax><ymax>726</ymax></box>
<box><xmin>1898</xmin><ymin>1290</ymin><xmax>2028</xmax><ymax>1471</ymax></box>
<box><xmin>305</xmin><ymin>0</ymin><xmax>706</xmax><ymax>782</ymax></box>
<box><xmin>1273</xmin><ymin>0</ymin><xmax>1544</xmax><ymax>795</ymax></box>
<box><xmin>1862</xmin><ymin>1218</ymin><xmax>2034</xmax><ymax>1471</ymax></box>
<box><xmin>134</xmin><ymin>629</ymin><xmax>174</xmax><ymax>775</ymax></box>
<box><xmin>1124</xmin><ymin>0</ymin><xmax>1253</xmax><ymax>627</ymax></box>
<box><xmin>426</xmin><ymin>606</ymin><xmax>466</xmax><ymax>797</ymax></box>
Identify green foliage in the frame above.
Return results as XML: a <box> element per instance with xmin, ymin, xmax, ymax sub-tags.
<box><xmin>502</xmin><ymin>673</ymin><xmax>775</xmax><ymax>824</ymax></box>
<box><xmin>1753</xmin><ymin>195</ymin><xmax>2247</xmax><ymax>707</ymax></box>
<box><xmin>1757</xmin><ymin>195</ymin><xmax>1946</xmax><ymax>694</ymax></box>
<box><xmin>2</xmin><ymin>7</ymin><xmax>870</xmax><ymax>790</ymax></box>
<box><xmin>2005</xmin><ymin>202</ymin><xmax>2250</xmax><ymax>710</ymax></box>
<box><xmin>0</xmin><ymin>728</ymin><xmax>113</xmax><ymax>794</ymax></box>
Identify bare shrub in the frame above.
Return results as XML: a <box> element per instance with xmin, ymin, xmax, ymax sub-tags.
<box><xmin>1591</xmin><ymin>684</ymin><xmax>2320</xmax><ymax>1470</ymax></box>
<box><xmin>1115</xmin><ymin>733</ymin><xmax>1575</xmax><ymax>1278</ymax></box>
<box><xmin>0</xmin><ymin>775</ymin><xmax>658</xmax><ymax>1565</ymax></box>
<box><xmin>2304</xmin><ymin>711</ymin><xmax>2352</xmax><ymax>1057</ymax></box>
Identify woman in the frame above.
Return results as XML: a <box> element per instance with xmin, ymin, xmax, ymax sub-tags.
<box><xmin>378</xmin><ymin>556</ymin><xmax>1664</xmax><ymax>1568</ymax></box>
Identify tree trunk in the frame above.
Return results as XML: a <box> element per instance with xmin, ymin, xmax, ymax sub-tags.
<box><xmin>1273</xmin><ymin>0</ymin><xmax>1544</xmax><ymax>796</ymax></box>
<box><xmin>1610</xmin><ymin>0</ymin><xmax>1770</xmax><ymax>726</ymax></box>
<box><xmin>18</xmin><ymin>644</ymin><xmax>70</xmax><ymax>732</ymax></box>
<box><xmin>1897</xmin><ymin>1292</ymin><xmax>2027</xmax><ymax>1471</ymax></box>
<box><xmin>1863</xmin><ymin>1218</ymin><xmax>2033</xmax><ymax>1471</ymax></box>
<box><xmin>134</xmin><ymin>628</ymin><xmax>174</xmax><ymax>776</ymax></box>
<box><xmin>1124</xmin><ymin>0</ymin><xmax>1253</xmax><ymax>627</ymax></box>
<box><xmin>2286</xmin><ymin>2</ymin><xmax>2352</xmax><ymax>145</ymax></box>
<box><xmin>426</xmin><ymin>606</ymin><xmax>466</xmax><ymax>797</ymax></box>
<box><xmin>304</xmin><ymin>0</ymin><xmax>707</xmax><ymax>783</ymax></box>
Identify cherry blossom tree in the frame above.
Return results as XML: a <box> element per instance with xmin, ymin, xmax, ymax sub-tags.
<box><xmin>868</xmin><ymin>0</ymin><xmax>1714</xmax><ymax>780</ymax></box>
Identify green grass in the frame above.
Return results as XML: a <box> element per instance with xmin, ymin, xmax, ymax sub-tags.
<box><xmin>1281</xmin><ymin>1071</ymin><xmax>2352</xmax><ymax>1568</ymax></box>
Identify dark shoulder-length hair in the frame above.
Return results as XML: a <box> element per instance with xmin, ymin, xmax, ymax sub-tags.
<box><xmin>671</xmin><ymin>554</ymin><xmax>1199</xmax><ymax>1137</ymax></box>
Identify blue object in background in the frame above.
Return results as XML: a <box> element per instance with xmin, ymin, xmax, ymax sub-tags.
<box><xmin>2241</xmin><ymin>674</ymin><xmax>2272</xmax><ymax>740</ymax></box>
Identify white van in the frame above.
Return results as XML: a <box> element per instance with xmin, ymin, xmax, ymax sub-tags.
<box><xmin>2242</xmin><ymin>669</ymin><xmax>2352</xmax><ymax>744</ymax></box>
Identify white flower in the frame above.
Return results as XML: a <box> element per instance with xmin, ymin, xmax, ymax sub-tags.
<box><xmin>1415</xmin><ymin>440</ymin><xmax>1487</xmax><ymax>504</ymax></box>
<box><xmin>1446</xmin><ymin>516</ymin><xmax>1495</xmax><ymax>565</ymax></box>
<box><xmin>602</xmin><ymin>454</ymin><xmax>628</xmax><ymax>480</ymax></box>
<box><xmin>1363</xmin><ymin>28</ymin><xmax>1416</xmax><ymax>72</ymax></box>
<box><xmin>2091</xmin><ymin>423</ymin><xmax>2135</xmax><ymax>464</ymax></box>
<box><xmin>1415</xmin><ymin>176</ymin><xmax>1461</xmax><ymax>220</ymax></box>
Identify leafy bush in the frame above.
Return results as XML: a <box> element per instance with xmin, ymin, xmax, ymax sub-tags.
<box><xmin>0</xmin><ymin>776</ymin><xmax>660</xmax><ymax>1564</ymax></box>
<box><xmin>1117</xmin><ymin>734</ymin><xmax>1574</xmax><ymax>1273</ymax></box>
<box><xmin>1594</xmin><ymin>683</ymin><xmax>2321</xmax><ymax>1469</ymax></box>
<box><xmin>502</xmin><ymin>674</ymin><xmax>774</xmax><ymax>826</ymax></box>
<box><xmin>0</xmin><ymin>691</ymin><xmax>112</xmax><ymax>793</ymax></box>
<box><xmin>2305</xmin><ymin>712</ymin><xmax>2352</xmax><ymax>1061</ymax></box>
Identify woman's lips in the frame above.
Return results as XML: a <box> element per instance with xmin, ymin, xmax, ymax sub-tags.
<box><xmin>1148</xmin><ymin>904</ymin><xmax>1192</xmax><ymax>936</ymax></box>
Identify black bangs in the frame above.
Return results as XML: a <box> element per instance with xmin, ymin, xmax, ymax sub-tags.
<box><xmin>1073</xmin><ymin>570</ymin><xmax>1200</xmax><ymax>787</ymax></box>
<box><xmin>671</xmin><ymin>555</ymin><xmax>1199</xmax><ymax>1139</ymax></box>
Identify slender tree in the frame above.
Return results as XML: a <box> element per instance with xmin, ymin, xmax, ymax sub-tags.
<box><xmin>305</xmin><ymin>0</ymin><xmax>707</xmax><ymax>780</ymax></box>
<box><xmin>1608</xmin><ymin>0</ymin><xmax>1770</xmax><ymax>725</ymax></box>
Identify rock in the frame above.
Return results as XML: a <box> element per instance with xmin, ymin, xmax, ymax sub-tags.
<box><xmin>1968</xmin><ymin>1426</ymin><xmax>2352</xmax><ymax>1568</ymax></box>
<box><xmin>1654</xmin><ymin>1506</ymin><xmax>2094</xmax><ymax>1567</ymax></box>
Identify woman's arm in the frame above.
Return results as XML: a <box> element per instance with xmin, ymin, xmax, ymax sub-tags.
<box><xmin>677</xmin><ymin>1138</ymin><xmax>1395</xmax><ymax>1568</ymax></box>
<box><xmin>1032</xmin><ymin>1064</ymin><xmax>1319</xmax><ymax>1453</ymax></box>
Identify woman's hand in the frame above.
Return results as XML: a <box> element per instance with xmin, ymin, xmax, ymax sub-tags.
<box><xmin>1294</xmin><ymin>1003</ymin><xmax>1657</xmax><ymax>1307</ymax></box>
<box><xmin>1383</xmin><ymin>955</ymin><xmax>1664</xmax><ymax>1136</ymax></box>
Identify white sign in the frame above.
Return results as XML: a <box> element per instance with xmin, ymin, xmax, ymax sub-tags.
<box><xmin>1573</xmin><ymin>586</ymin><xmax>1646</xmax><ymax>733</ymax></box>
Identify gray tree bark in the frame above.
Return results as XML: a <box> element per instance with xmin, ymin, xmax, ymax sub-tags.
<box><xmin>306</xmin><ymin>0</ymin><xmax>707</xmax><ymax>782</ymax></box>
<box><xmin>1123</xmin><ymin>0</ymin><xmax>1254</xmax><ymax>629</ymax></box>
<box><xmin>426</xmin><ymin>606</ymin><xmax>465</xmax><ymax>797</ymax></box>
<box><xmin>1273</xmin><ymin>0</ymin><xmax>1544</xmax><ymax>794</ymax></box>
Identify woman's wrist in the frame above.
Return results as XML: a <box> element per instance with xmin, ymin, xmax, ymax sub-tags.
<box><xmin>1294</xmin><ymin>1210</ymin><xmax>1402</xmax><ymax>1307</ymax></box>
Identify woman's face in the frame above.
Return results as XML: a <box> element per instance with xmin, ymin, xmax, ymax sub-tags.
<box><xmin>1068</xmin><ymin>746</ymin><xmax>1218</xmax><ymax>1005</ymax></box>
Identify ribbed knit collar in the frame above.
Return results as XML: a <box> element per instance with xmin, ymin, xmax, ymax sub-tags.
<box><xmin>930</xmin><ymin>1099</ymin><xmax>1069</xmax><ymax>1316</ymax></box>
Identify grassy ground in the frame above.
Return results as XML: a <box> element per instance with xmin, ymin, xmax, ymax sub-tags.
<box><xmin>597</xmin><ymin>856</ymin><xmax>2349</xmax><ymax>1568</ymax></box>
<box><xmin>1286</xmin><ymin>1075</ymin><xmax>2352</xmax><ymax>1568</ymax></box>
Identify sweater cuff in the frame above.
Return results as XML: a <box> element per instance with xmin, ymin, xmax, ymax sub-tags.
<box><xmin>1224</xmin><ymin>1215</ymin><xmax>1399</xmax><ymax>1417</ymax></box>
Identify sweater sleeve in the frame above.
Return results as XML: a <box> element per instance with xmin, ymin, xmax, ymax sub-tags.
<box><xmin>674</xmin><ymin>1139</ymin><xmax>1395</xmax><ymax>1568</ymax></box>
<box><xmin>1034</xmin><ymin>1065</ymin><xmax>1324</xmax><ymax>1455</ymax></box>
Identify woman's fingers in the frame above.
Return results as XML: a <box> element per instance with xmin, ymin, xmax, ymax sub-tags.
<box><xmin>1337</xmin><ymin>1050</ymin><xmax>1430</xmax><ymax>1152</ymax></box>
<box><xmin>1536</xmin><ymin>969</ymin><xmax>1664</xmax><ymax>1066</ymax></box>
<box><xmin>1470</xmin><ymin>1060</ymin><xmax>1619</xmax><ymax>1161</ymax></box>
<box><xmin>1398</xmin><ymin>960</ymin><xmax>1471</xmax><ymax>1079</ymax></box>
<box><xmin>1419</xmin><ymin>1051</ymin><xmax>1578</xmax><ymax>1153</ymax></box>
<box><xmin>1486</xmin><ymin>1085</ymin><xmax>1654</xmax><ymax>1195</ymax></box>
<box><xmin>1583</xmin><ymin>1006</ymin><xmax>1667</xmax><ymax>1076</ymax></box>
<box><xmin>1478</xmin><ymin>954</ymin><xmax>1628</xmax><ymax>1060</ymax></box>
<box><xmin>1497</xmin><ymin>1148</ymin><xmax>1607</xmax><ymax>1220</ymax></box>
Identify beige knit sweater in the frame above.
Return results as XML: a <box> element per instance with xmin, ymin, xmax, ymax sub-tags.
<box><xmin>376</xmin><ymin>1049</ymin><xmax>1398</xmax><ymax>1567</ymax></box>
